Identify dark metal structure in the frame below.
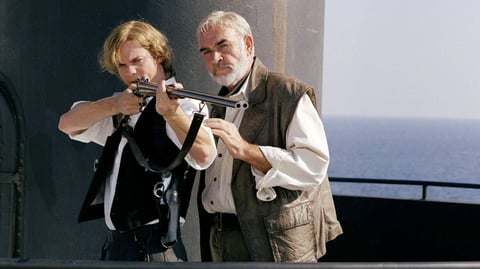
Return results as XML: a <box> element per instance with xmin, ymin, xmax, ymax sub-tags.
<box><xmin>323</xmin><ymin>178</ymin><xmax>480</xmax><ymax>262</ymax></box>
<box><xmin>1</xmin><ymin>0</ymin><xmax>480</xmax><ymax>268</ymax></box>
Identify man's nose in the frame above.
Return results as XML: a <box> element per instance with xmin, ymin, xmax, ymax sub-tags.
<box><xmin>213</xmin><ymin>50</ymin><xmax>223</xmax><ymax>63</ymax></box>
<box><xmin>127</xmin><ymin>65</ymin><xmax>137</xmax><ymax>76</ymax></box>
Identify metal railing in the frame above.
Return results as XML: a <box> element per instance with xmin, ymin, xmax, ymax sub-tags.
<box><xmin>330</xmin><ymin>177</ymin><xmax>480</xmax><ymax>201</ymax></box>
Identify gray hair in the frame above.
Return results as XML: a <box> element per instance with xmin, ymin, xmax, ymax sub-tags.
<box><xmin>196</xmin><ymin>11</ymin><xmax>252</xmax><ymax>40</ymax></box>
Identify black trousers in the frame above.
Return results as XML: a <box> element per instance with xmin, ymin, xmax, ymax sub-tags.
<box><xmin>101</xmin><ymin>224</ymin><xmax>187</xmax><ymax>262</ymax></box>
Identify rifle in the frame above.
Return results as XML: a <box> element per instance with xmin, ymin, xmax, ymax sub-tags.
<box><xmin>134</xmin><ymin>79</ymin><xmax>248</xmax><ymax>109</ymax></box>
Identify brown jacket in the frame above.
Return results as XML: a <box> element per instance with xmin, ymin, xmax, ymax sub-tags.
<box><xmin>232</xmin><ymin>58</ymin><xmax>343</xmax><ymax>262</ymax></box>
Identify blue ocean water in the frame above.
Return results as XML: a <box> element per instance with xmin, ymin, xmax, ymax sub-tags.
<box><xmin>323</xmin><ymin>116</ymin><xmax>480</xmax><ymax>204</ymax></box>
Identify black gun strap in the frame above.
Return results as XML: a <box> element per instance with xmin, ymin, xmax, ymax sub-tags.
<box><xmin>122</xmin><ymin>112</ymin><xmax>205</xmax><ymax>173</ymax></box>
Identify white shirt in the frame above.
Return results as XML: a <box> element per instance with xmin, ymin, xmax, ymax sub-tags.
<box><xmin>70</xmin><ymin>97</ymin><xmax>216</xmax><ymax>230</ymax></box>
<box><xmin>202</xmin><ymin>84</ymin><xmax>330</xmax><ymax>214</ymax></box>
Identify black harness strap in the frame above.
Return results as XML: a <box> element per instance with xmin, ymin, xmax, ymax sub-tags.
<box><xmin>120</xmin><ymin>112</ymin><xmax>205</xmax><ymax>248</ymax></box>
<box><xmin>121</xmin><ymin>112</ymin><xmax>205</xmax><ymax>173</ymax></box>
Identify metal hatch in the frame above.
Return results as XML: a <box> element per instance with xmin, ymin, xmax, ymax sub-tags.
<box><xmin>0</xmin><ymin>72</ymin><xmax>25</xmax><ymax>258</ymax></box>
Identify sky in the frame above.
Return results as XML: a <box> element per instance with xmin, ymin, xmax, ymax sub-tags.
<box><xmin>322</xmin><ymin>0</ymin><xmax>480</xmax><ymax>119</ymax></box>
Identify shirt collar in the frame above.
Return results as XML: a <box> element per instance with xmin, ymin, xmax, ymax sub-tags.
<box><xmin>228</xmin><ymin>73</ymin><xmax>251</xmax><ymax>102</ymax></box>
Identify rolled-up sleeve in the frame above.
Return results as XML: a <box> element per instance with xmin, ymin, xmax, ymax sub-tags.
<box><xmin>166</xmin><ymin>98</ymin><xmax>217</xmax><ymax>170</ymax></box>
<box><xmin>69</xmin><ymin>101</ymin><xmax>114</xmax><ymax>146</ymax></box>
<box><xmin>252</xmin><ymin>94</ymin><xmax>329</xmax><ymax>201</ymax></box>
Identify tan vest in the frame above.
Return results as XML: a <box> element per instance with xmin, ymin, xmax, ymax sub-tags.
<box><xmin>232</xmin><ymin>58</ymin><xmax>343</xmax><ymax>262</ymax></box>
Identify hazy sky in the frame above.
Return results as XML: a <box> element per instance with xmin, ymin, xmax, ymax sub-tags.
<box><xmin>322</xmin><ymin>0</ymin><xmax>480</xmax><ymax>119</ymax></box>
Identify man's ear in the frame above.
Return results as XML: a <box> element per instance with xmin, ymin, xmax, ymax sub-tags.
<box><xmin>245</xmin><ymin>35</ymin><xmax>254</xmax><ymax>55</ymax></box>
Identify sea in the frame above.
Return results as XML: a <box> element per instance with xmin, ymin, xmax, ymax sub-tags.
<box><xmin>322</xmin><ymin>116</ymin><xmax>480</xmax><ymax>204</ymax></box>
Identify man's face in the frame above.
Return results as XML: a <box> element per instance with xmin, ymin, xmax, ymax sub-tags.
<box><xmin>198</xmin><ymin>26</ymin><xmax>253</xmax><ymax>90</ymax></box>
<box><xmin>117</xmin><ymin>40</ymin><xmax>165</xmax><ymax>86</ymax></box>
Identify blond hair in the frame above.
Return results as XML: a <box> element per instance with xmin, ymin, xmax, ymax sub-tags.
<box><xmin>99</xmin><ymin>20</ymin><xmax>175</xmax><ymax>78</ymax></box>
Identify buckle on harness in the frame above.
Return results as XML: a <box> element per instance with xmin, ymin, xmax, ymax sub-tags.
<box><xmin>153</xmin><ymin>172</ymin><xmax>172</xmax><ymax>204</ymax></box>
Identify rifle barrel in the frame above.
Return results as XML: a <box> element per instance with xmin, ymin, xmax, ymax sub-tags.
<box><xmin>135</xmin><ymin>81</ymin><xmax>248</xmax><ymax>109</ymax></box>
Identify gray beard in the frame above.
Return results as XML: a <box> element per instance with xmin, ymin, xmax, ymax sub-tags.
<box><xmin>211</xmin><ymin>71</ymin><xmax>238</xmax><ymax>87</ymax></box>
<box><xmin>211</xmin><ymin>55</ymin><xmax>251</xmax><ymax>88</ymax></box>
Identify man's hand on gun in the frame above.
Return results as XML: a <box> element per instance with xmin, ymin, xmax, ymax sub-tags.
<box><xmin>155</xmin><ymin>80</ymin><xmax>183</xmax><ymax>118</ymax></box>
<box><xmin>113</xmin><ymin>89</ymin><xmax>144</xmax><ymax>115</ymax></box>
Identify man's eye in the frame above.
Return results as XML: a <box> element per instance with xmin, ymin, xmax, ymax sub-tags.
<box><xmin>218</xmin><ymin>43</ymin><xmax>230</xmax><ymax>52</ymax></box>
<box><xmin>133</xmin><ymin>58</ymin><xmax>144</xmax><ymax>64</ymax></box>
